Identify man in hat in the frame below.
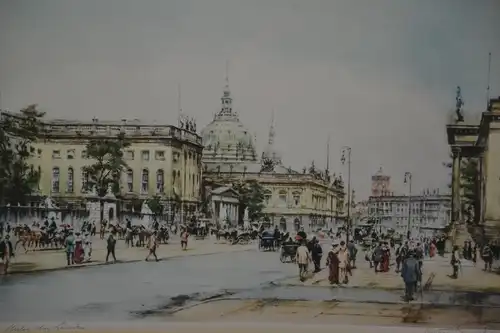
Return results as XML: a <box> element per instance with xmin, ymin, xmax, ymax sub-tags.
<box><xmin>295</xmin><ymin>240</ymin><xmax>311</xmax><ymax>281</ymax></box>
<box><xmin>0</xmin><ymin>235</ymin><xmax>14</xmax><ymax>274</ymax></box>
<box><xmin>64</xmin><ymin>230</ymin><xmax>76</xmax><ymax>266</ymax></box>
<box><xmin>401</xmin><ymin>250</ymin><xmax>421</xmax><ymax>301</ymax></box>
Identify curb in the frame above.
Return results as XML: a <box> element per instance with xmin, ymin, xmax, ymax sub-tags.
<box><xmin>4</xmin><ymin>247</ymin><xmax>255</xmax><ymax>276</ymax></box>
<box><xmin>272</xmin><ymin>282</ymin><xmax>500</xmax><ymax>294</ymax></box>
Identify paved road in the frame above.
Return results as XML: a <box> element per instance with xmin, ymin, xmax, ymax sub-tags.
<box><xmin>0</xmin><ymin>249</ymin><xmax>297</xmax><ymax>322</ymax></box>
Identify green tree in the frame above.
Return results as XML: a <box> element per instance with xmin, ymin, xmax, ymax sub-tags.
<box><xmin>232</xmin><ymin>180</ymin><xmax>266</xmax><ymax>222</ymax></box>
<box><xmin>146</xmin><ymin>195</ymin><xmax>164</xmax><ymax>220</ymax></box>
<box><xmin>0</xmin><ymin>105</ymin><xmax>45</xmax><ymax>205</ymax></box>
<box><xmin>82</xmin><ymin>133</ymin><xmax>130</xmax><ymax>197</ymax></box>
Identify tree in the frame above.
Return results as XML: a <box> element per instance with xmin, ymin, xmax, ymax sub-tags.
<box><xmin>232</xmin><ymin>180</ymin><xmax>266</xmax><ymax>222</ymax></box>
<box><xmin>82</xmin><ymin>133</ymin><xmax>130</xmax><ymax>197</ymax></box>
<box><xmin>146</xmin><ymin>195</ymin><xmax>164</xmax><ymax>219</ymax></box>
<box><xmin>0</xmin><ymin>105</ymin><xmax>45</xmax><ymax>205</ymax></box>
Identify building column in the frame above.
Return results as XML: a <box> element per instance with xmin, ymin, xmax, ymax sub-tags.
<box><xmin>478</xmin><ymin>151</ymin><xmax>486</xmax><ymax>224</ymax></box>
<box><xmin>451</xmin><ymin>147</ymin><xmax>462</xmax><ymax>224</ymax></box>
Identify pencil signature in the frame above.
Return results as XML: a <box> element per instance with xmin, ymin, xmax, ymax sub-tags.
<box><xmin>426</xmin><ymin>325</ymin><xmax>493</xmax><ymax>333</ymax></box>
<box><xmin>4</xmin><ymin>322</ymin><xmax>85</xmax><ymax>332</ymax></box>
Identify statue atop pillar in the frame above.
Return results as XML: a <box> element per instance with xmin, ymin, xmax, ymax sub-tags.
<box><xmin>455</xmin><ymin>86</ymin><xmax>465</xmax><ymax>123</ymax></box>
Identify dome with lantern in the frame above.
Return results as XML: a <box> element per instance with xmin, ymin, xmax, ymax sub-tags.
<box><xmin>201</xmin><ymin>79</ymin><xmax>258</xmax><ymax>163</ymax></box>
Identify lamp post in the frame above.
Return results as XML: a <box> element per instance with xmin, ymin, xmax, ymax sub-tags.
<box><xmin>341</xmin><ymin>146</ymin><xmax>352</xmax><ymax>243</ymax></box>
<box><xmin>404</xmin><ymin>172</ymin><xmax>412</xmax><ymax>240</ymax></box>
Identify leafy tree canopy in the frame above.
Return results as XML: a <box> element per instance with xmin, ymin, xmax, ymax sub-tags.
<box><xmin>0</xmin><ymin>105</ymin><xmax>45</xmax><ymax>205</ymax></box>
<box><xmin>232</xmin><ymin>180</ymin><xmax>266</xmax><ymax>222</ymax></box>
<box><xmin>146</xmin><ymin>195</ymin><xmax>164</xmax><ymax>217</ymax></box>
<box><xmin>82</xmin><ymin>133</ymin><xmax>130</xmax><ymax>197</ymax></box>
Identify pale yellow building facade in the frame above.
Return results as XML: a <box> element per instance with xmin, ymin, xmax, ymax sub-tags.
<box><xmin>2</xmin><ymin>112</ymin><xmax>203</xmax><ymax>212</ymax></box>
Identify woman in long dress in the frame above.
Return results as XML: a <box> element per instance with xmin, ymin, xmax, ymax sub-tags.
<box><xmin>326</xmin><ymin>244</ymin><xmax>340</xmax><ymax>285</ymax></box>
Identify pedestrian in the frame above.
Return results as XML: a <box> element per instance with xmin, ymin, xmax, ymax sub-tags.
<box><xmin>146</xmin><ymin>232</ymin><xmax>159</xmax><ymax>262</ymax></box>
<box><xmin>311</xmin><ymin>238</ymin><xmax>323</xmax><ymax>273</ymax></box>
<box><xmin>106</xmin><ymin>233</ymin><xmax>117</xmax><ymax>263</ymax></box>
<box><xmin>347</xmin><ymin>240</ymin><xmax>358</xmax><ymax>269</ymax></box>
<box><xmin>450</xmin><ymin>245</ymin><xmax>460</xmax><ymax>279</ymax></box>
<box><xmin>401</xmin><ymin>251</ymin><xmax>421</xmax><ymax>302</ymax></box>
<box><xmin>64</xmin><ymin>231</ymin><xmax>76</xmax><ymax>266</ymax></box>
<box><xmin>326</xmin><ymin>243</ymin><xmax>340</xmax><ymax>284</ymax></box>
<box><xmin>372</xmin><ymin>243</ymin><xmax>383</xmax><ymax>273</ymax></box>
<box><xmin>295</xmin><ymin>240</ymin><xmax>311</xmax><ymax>282</ymax></box>
<box><xmin>337</xmin><ymin>241</ymin><xmax>350</xmax><ymax>284</ymax></box>
<box><xmin>0</xmin><ymin>235</ymin><xmax>14</xmax><ymax>275</ymax></box>
<box><xmin>482</xmin><ymin>243</ymin><xmax>493</xmax><ymax>272</ymax></box>
<box><xmin>180</xmin><ymin>228</ymin><xmax>189</xmax><ymax>251</ymax></box>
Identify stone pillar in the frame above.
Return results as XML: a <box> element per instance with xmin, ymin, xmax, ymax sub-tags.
<box><xmin>478</xmin><ymin>151</ymin><xmax>485</xmax><ymax>225</ymax></box>
<box><xmin>451</xmin><ymin>147</ymin><xmax>462</xmax><ymax>224</ymax></box>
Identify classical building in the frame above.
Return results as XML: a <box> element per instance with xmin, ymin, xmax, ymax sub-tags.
<box><xmin>367</xmin><ymin>169</ymin><xmax>451</xmax><ymax>238</ymax></box>
<box><xmin>445</xmin><ymin>95</ymin><xmax>500</xmax><ymax>243</ymax></box>
<box><xmin>1</xmin><ymin>111</ymin><xmax>203</xmax><ymax>215</ymax></box>
<box><xmin>200</xmin><ymin>78</ymin><xmax>345</xmax><ymax>231</ymax></box>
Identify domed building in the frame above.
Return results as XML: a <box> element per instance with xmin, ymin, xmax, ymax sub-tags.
<box><xmin>201</xmin><ymin>78</ymin><xmax>345</xmax><ymax>232</ymax></box>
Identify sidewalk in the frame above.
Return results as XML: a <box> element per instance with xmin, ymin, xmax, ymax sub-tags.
<box><xmin>2</xmin><ymin>236</ymin><xmax>254</xmax><ymax>275</ymax></box>
<box><xmin>278</xmin><ymin>254</ymin><xmax>500</xmax><ymax>292</ymax></box>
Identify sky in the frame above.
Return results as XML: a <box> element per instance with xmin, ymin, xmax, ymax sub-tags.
<box><xmin>1</xmin><ymin>0</ymin><xmax>499</xmax><ymax>199</ymax></box>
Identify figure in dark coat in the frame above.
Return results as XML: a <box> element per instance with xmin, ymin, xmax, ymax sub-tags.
<box><xmin>326</xmin><ymin>244</ymin><xmax>340</xmax><ymax>284</ymax></box>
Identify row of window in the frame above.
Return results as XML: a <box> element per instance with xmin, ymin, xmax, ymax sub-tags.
<box><xmin>50</xmin><ymin>167</ymin><xmax>199</xmax><ymax>195</ymax></box>
<box><xmin>49</xmin><ymin>149</ymin><xmax>200</xmax><ymax>164</ymax></box>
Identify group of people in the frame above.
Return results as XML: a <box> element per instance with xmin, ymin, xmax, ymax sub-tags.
<box><xmin>294</xmin><ymin>235</ymin><xmax>358</xmax><ymax>285</ymax></box>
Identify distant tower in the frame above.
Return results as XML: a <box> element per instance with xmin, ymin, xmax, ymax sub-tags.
<box><xmin>371</xmin><ymin>167</ymin><xmax>391</xmax><ymax>197</ymax></box>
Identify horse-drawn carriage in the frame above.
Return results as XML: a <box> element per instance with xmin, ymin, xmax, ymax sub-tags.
<box><xmin>280</xmin><ymin>243</ymin><xmax>299</xmax><ymax>262</ymax></box>
<box><xmin>258</xmin><ymin>231</ymin><xmax>276</xmax><ymax>251</ymax></box>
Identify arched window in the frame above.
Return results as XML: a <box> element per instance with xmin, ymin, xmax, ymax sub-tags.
<box><xmin>292</xmin><ymin>192</ymin><xmax>301</xmax><ymax>207</ymax></box>
<box><xmin>264</xmin><ymin>190</ymin><xmax>272</xmax><ymax>205</ymax></box>
<box><xmin>156</xmin><ymin>169</ymin><xmax>164</xmax><ymax>193</ymax></box>
<box><xmin>278</xmin><ymin>190</ymin><xmax>287</xmax><ymax>207</ymax></box>
<box><xmin>141</xmin><ymin>169</ymin><xmax>149</xmax><ymax>194</ymax></box>
<box><xmin>67</xmin><ymin>167</ymin><xmax>74</xmax><ymax>193</ymax></box>
<box><xmin>81</xmin><ymin>168</ymin><xmax>88</xmax><ymax>192</ymax></box>
<box><xmin>172</xmin><ymin>170</ymin><xmax>177</xmax><ymax>184</ymax></box>
<box><xmin>126</xmin><ymin>169</ymin><xmax>134</xmax><ymax>192</ymax></box>
<box><xmin>52</xmin><ymin>167</ymin><xmax>60</xmax><ymax>193</ymax></box>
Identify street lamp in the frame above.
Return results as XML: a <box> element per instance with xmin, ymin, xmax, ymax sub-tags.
<box><xmin>341</xmin><ymin>146</ymin><xmax>352</xmax><ymax>242</ymax></box>
<box><xmin>404</xmin><ymin>172</ymin><xmax>412</xmax><ymax>240</ymax></box>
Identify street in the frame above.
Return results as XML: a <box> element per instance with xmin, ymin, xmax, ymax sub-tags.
<box><xmin>0</xmin><ymin>249</ymin><xmax>297</xmax><ymax>322</ymax></box>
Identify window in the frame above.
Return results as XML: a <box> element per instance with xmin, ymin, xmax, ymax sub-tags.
<box><xmin>67</xmin><ymin>167</ymin><xmax>74</xmax><ymax>193</ymax></box>
<box><xmin>81</xmin><ymin>150</ymin><xmax>87</xmax><ymax>159</ymax></box>
<box><xmin>141</xmin><ymin>169</ymin><xmax>149</xmax><ymax>193</ymax></box>
<box><xmin>155</xmin><ymin>151</ymin><xmax>165</xmax><ymax>161</ymax></box>
<box><xmin>126</xmin><ymin>150</ymin><xmax>135</xmax><ymax>160</ymax></box>
<box><xmin>293</xmin><ymin>193</ymin><xmax>301</xmax><ymax>206</ymax></box>
<box><xmin>141</xmin><ymin>150</ymin><xmax>150</xmax><ymax>161</ymax></box>
<box><xmin>52</xmin><ymin>167</ymin><xmax>60</xmax><ymax>192</ymax></box>
<box><xmin>67</xmin><ymin>149</ymin><xmax>75</xmax><ymax>160</ymax></box>
<box><xmin>278</xmin><ymin>191</ymin><xmax>287</xmax><ymax>206</ymax></box>
<box><xmin>81</xmin><ymin>168</ymin><xmax>88</xmax><ymax>192</ymax></box>
<box><xmin>172</xmin><ymin>170</ymin><xmax>177</xmax><ymax>184</ymax></box>
<box><xmin>52</xmin><ymin>150</ymin><xmax>61</xmax><ymax>159</ymax></box>
<box><xmin>156</xmin><ymin>169</ymin><xmax>164</xmax><ymax>193</ymax></box>
<box><xmin>126</xmin><ymin>169</ymin><xmax>133</xmax><ymax>192</ymax></box>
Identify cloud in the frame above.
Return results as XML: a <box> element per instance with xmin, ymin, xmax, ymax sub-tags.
<box><xmin>1</xmin><ymin>0</ymin><xmax>499</xmax><ymax>198</ymax></box>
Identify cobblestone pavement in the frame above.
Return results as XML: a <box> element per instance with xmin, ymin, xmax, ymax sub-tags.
<box><xmin>278</xmin><ymin>252</ymin><xmax>500</xmax><ymax>292</ymax></box>
<box><xmin>2</xmin><ymin>235</ymin><xmax>254</xmax><ymax>274</ymax></box>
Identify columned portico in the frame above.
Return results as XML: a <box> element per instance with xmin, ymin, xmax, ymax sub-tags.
<box><xmin>208</xmin><ymin>186</ymin><xmax>240</xmax><ymax>227</ymax></box>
